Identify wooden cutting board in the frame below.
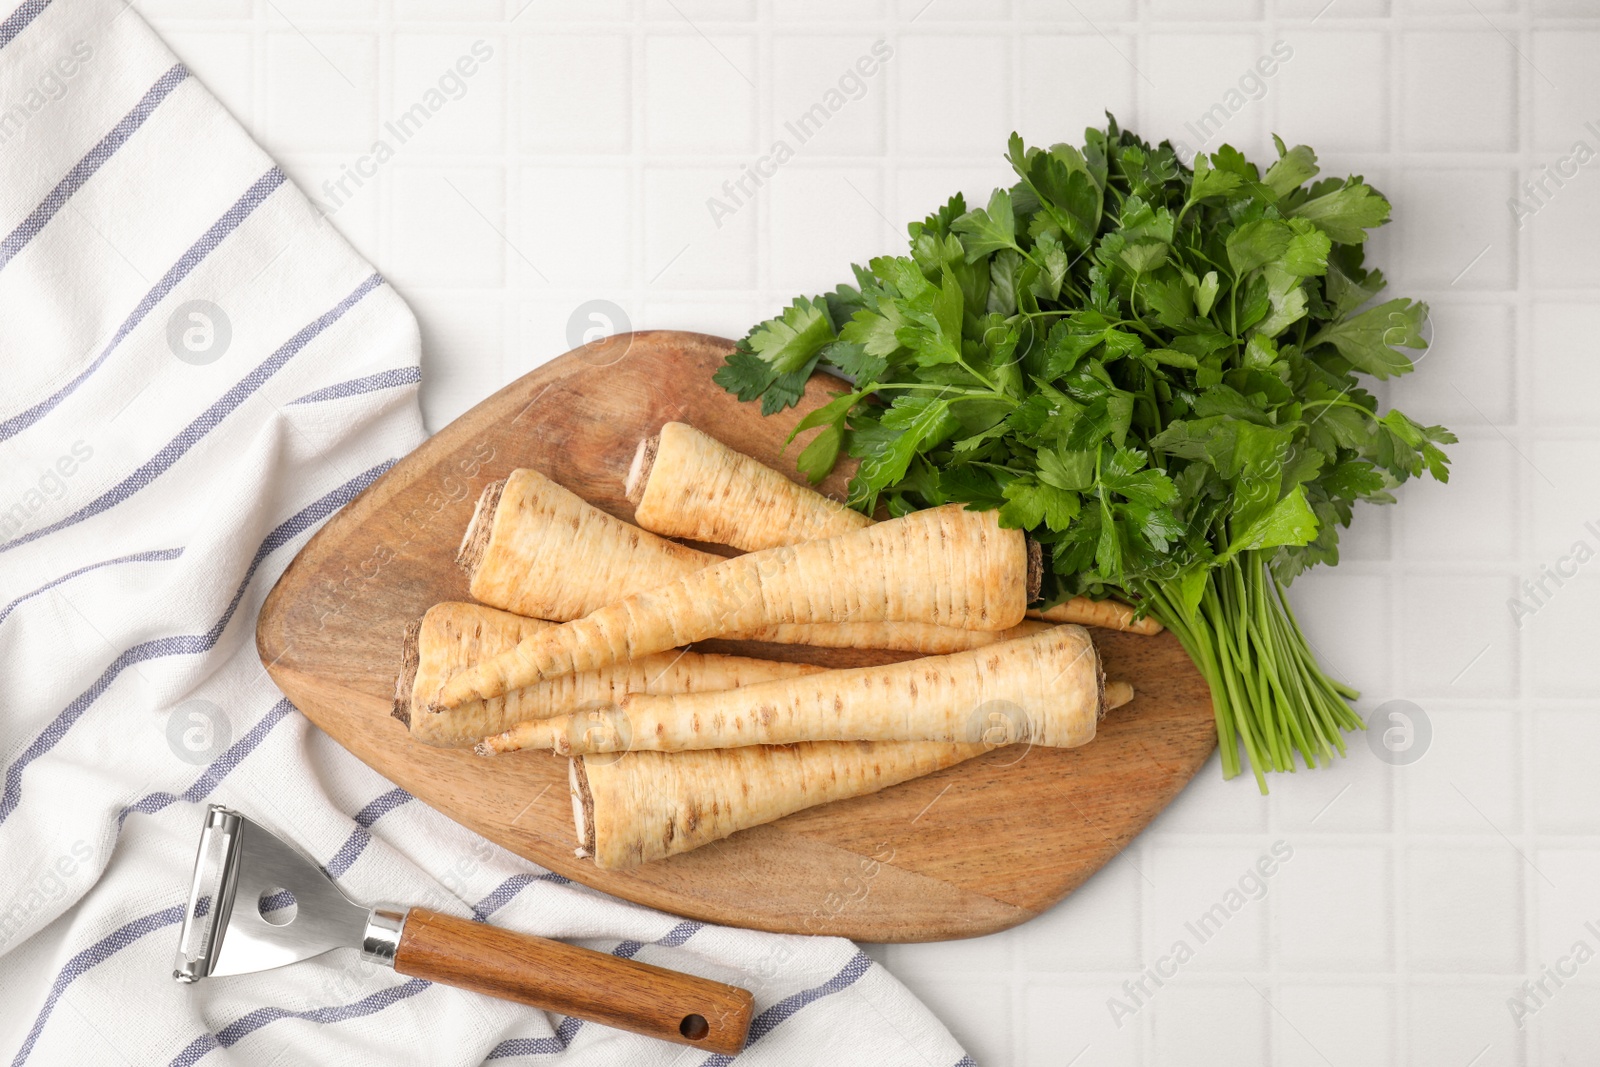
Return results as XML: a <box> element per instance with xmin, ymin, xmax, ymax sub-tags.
<box><xmin>256</xmin><ymin>331</ymin><xmax>1216</xmax><ymax>942</ymax></box>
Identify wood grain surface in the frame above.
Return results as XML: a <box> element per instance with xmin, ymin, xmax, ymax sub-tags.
<box><xmin>394</xmin><ymin>907</ymin><xmax>753</xmax><ymax>1053</ymax></box>
<box><xmin>255</xmin><ymin>330</ymin><xmax>1217</xmax><ymax>942</ymax></box>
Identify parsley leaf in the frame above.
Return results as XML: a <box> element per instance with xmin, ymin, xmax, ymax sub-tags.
<box><xmin>748</xmin><ymin>296</ymin><xmax>836</xmax><ymax>374</ymax></box>
<box><xmin>953</xmin><ymin>188</ymin><xmax>1019</xmax><ymax>262</ymax></box>
<box><xmin>1308</xmin><ymin>297</ymin><xmax>1427</xmax><ymax>379</ymax></box>
<box><xmin>1287</xmin><ymin>178</ymin><xmax>1391</xmax><ymax>244</ymax></box>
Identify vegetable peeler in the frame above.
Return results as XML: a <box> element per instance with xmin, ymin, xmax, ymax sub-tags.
<box><xmin>173</xmin><ymin>804</ymin><xmax>753</xmax><ymax>1053</ymax></box>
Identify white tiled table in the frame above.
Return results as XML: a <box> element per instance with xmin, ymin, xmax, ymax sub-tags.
<box><xmin>145</xmin><ymin>1</ymin><xmax>1600</xmax><ymax>1062</ymax></box>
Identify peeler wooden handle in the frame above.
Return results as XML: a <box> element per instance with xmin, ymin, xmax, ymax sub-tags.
<box><xmin>390</xmin><ymin>908</ymin><xmax>753</xmax><ymax>1054</ymax></box>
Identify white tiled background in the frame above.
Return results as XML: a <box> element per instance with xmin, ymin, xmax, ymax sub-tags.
<box><xmin>141</xmin><ymin>0</ymin><xmax>1598</xmax><ymax>1063</ymax></box>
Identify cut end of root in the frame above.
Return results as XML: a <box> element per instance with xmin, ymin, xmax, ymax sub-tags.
<box><xmin>455</xmin><ymin>478</ymin><xmax>506</xmax><ymax>579</ymax></box>
<box><xmin>623</xmin><ymin>434</ymin><xmax>659</xmax><ymax>505</ymax></box>
<box><xmin>391</xmin><ymin>616</ymin><xmax>424</xmax><ymax>727</ymax></box>
<box><xmin>1025</xmin><ymin>539</ymin><xmax>1043</xmax><ymax>602</ymax></box>
<box><xmin>570</xmin><ymin>757</ymin><xmax>596</xmax><ymax>859</ymax></box>
<box><xmin>473</xmin><ymin>737</ymin><xmax>498</xmax><ymax>757</ymax></box>
<box><xmin>1095</xmin><ymin>652</ymin><xmax>1108</xmax><ymax>722</ymax></box>
<box><xmin>1104</xmin><ymin>680</ymin><xmax>1134</xmax><ymax>711</ymax></box>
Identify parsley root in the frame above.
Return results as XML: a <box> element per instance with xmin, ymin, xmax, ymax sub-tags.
<box><xmin>1031</xmin><ymin>597</ymin><xmax>1162</xmax><ymax>635</ymax></box>
<box><xmin>568</xmin><ymin>742</ymin><xmax>987</xmax><ymax>870</ymax></box>
<box><xmin>568</xmin><ymin>678</ymin><xmax>1133</xmax><ymax>868</ymax></box>
<box><xmin>477</xmin><ymin>625</ymin><xmax>1104</xmax><ymax>756</ymax></box>
<box><xmin>626</xmin><ymin>420</ymin><xmax>873</xmax><ymax>551</ymax></box>
<box><xmin>627</xmin><ymin>421</ymin><xmax>1160</xmax><ymax>634</ymax></box>
<box><xmin>432</xmin><ymin>502</ymin><xmax>1030</xmax><ymax>710</ymax></box>
<box><xmin>394</xmin><ymin>601</ymin><xmax>824</xmax><ymax>747</ymax></box>
<box><xmin>461</xmin><ymin>468</ymin><xmax>1046</xmax><ymax>654</ymax></box>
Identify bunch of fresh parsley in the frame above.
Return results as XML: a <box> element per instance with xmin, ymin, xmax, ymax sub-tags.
<box><xmin>715</xmin><ymin>117</ymin><xmax>1454</xmax><ymax>791</ymax></box>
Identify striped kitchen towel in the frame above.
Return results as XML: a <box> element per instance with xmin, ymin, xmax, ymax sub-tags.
<box><xmin>0</xmin><ymin>2</ymin><xmax>973</xmax><ymax>1065</ymax></box>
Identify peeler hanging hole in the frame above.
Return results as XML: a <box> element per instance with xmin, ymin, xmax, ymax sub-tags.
<box><xmin>257</xmin><ymin>887</ymin><xmax>298</xmax><ymax>926</ymax></box>
<box><xmin>678</xmin><ymin>1014</ymin><xmax>709</xmax><ymax>1041</ymax></box>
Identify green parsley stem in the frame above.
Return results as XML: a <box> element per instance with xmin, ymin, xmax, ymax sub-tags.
<box><xmin>959</xmin><ymin>362</ymin><xmax>1001</xmax><ymax>394</ymax></box>
<box><xmin>1143</xmin><ymin>550</ymin><xmax>1366</xmax><ymax>793</ymax></box>
<box><xmin>874</xmin><ymin>381</ymin><xmax>1005</xmax><ymax>400</ymax></box>
<box><xmin>1300</xmin><ymin>396</ymin><xmax>1382</xmax><ymax>430</ymax></box>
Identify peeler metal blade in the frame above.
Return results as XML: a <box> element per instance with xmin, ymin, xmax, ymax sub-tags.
<box><xmin>175</xmin><ymin>805</ymin><xmax>371</xmax><ymax>981</ymax></box>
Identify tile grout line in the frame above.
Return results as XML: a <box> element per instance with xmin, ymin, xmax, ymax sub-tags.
<box><xmin>630</xmin><ymin>0</ymin><xmax>646</xmax><ymax>364</ymax></box>
<box><xmin>145</xmin><ymin>14</ymin><xmax>1600</xmax><ymax>31</ymax></box>
<box><xmin>1511</xmin><ymin>3</ymin><xmax>1535</xmax><ymax>1064</ymax></box>
<box><xmin>1384</xmin><ymin>5</ymin><xmax>1411</xmax><ymax>1063</ymax></box>
<box><xmin>377</xmin><ymin>0</ymin><xmax>388</xmax><ymax>291</ymax></box>
<box><xmin>756</xmin><ymin>1</ymin><xmax>771</xmax><ymax>344</ymax></box>
<box><xmin>498</xmin><ymin>0</ymin><xmax>516</xmax><ymax>391</ymax></box>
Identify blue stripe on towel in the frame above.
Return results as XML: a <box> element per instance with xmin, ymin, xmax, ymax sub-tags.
<box><xmin>0</xmin><ymin>0</ymin><xmax>50</xmax><ymax>51</ymax></box>
<box><xmin>697</xmin><ymin>951</ymin><xmax>876</xmax><ymax>1066</ymax></box>
<box><xmin>115</xmin><ymin>698</ymin><xmax>295</xmax><ymax>827</ymax></box>
<box><xmin>0</xmin><ymin>547</ymin><xmax>182</xmax><ymax>627</ymax></box>
<box><xmin>164</xmin><ymin>980</ymin><xmax>434</xmax><ymax>1067</ymax></box>
<box><xmin>0</xmin><ymin>63</ymin><xmax>189</xmax><ymax>271</ymax></box>
<box><xmin>322</xmin><ymin>787</ymin><xmax>414</xmax><ymax>879</ymax></box>
<box><xmin>468</xmin><ymin>871</ymin><xmax>572</xmax><ymax>922</ymax></box>
<box><xmin>288</xmin><ymin>365</ymin><xmax>420</xmax><ymax>406</ymax></box>
<box><xmin>0</xmin><ymin>168</ymin><xmax>287</xmax><ymax>442</ymax></box>
<box><xmin>613</xmin><ymin>919</ymin><xmax>703</xmax><ymax>960</ymax></box>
